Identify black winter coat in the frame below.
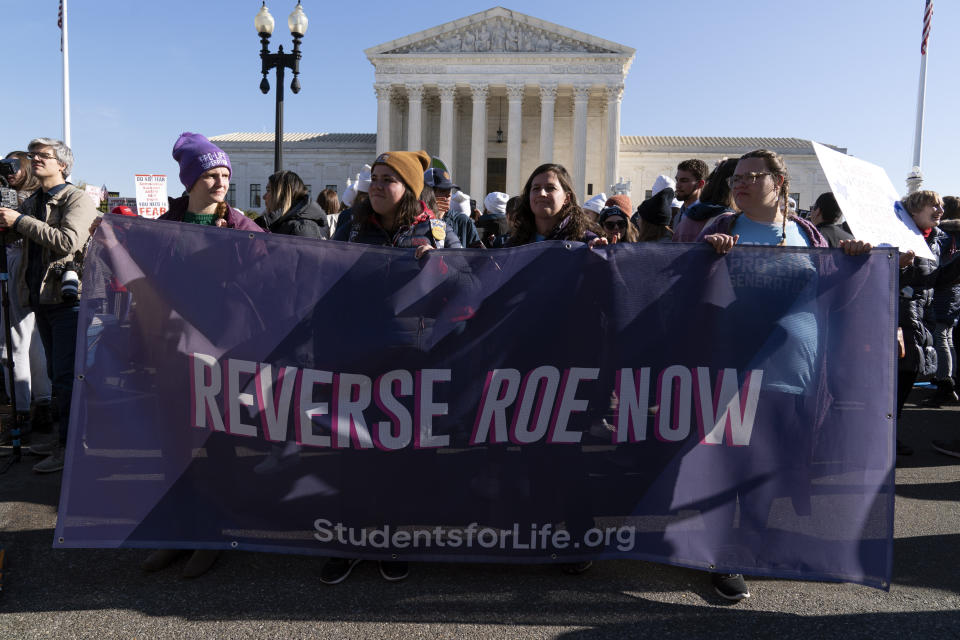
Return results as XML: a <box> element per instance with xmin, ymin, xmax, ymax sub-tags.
<box><xmin>933</xmin><ymin>219</ymin><xmax>960</xmax><ymax>325</ymax></box>
<box><xmin>260</xmin><ymin>197</ymin><xmax>330</xmax><ymax>239</ymax></box>
<box><xmin>899</xmin><ymin>227</ymin><xmax>951</xmax><ymax>374</ymax></box>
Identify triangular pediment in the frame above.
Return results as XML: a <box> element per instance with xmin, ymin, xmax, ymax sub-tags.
<box><xmin>365</xmin><ymin>7</ymin><xmax>634</xmax><ymax>57</ymax></box>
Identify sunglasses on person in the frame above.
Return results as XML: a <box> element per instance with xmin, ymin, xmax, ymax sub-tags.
<box><xmin>603</xmin><ymin>219</ymin><xmax>628</xmax><ymax>231</ymax></box>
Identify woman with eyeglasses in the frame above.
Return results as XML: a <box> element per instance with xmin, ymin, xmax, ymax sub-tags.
<box><xmin>696</xmin><ymin>149</ymin><xmax>871</xmax><ymax>602</ymax></box>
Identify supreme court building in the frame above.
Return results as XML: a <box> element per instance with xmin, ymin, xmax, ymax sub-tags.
<box><xmin>213</xmin><ymin>7</ymin><xmax>839</xmax><ymax>212</ymax></box>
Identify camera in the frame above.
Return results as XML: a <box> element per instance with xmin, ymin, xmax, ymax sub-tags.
<box><xmin>52</xmin><ymin>261</ymin><xmax>80</xmax><ymax>304</ymax></box>
<box><xmin>0</xmin><ymin>158</ymin><xmax>19</xmax><ymax>209</ymax></box>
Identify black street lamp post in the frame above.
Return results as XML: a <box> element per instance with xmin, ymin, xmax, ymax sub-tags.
<box><xmin>255</xmin><ymin>1</ymin><xmax>309</xmax><ymax>174</ymax></box>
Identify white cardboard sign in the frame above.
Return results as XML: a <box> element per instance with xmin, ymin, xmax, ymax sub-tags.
<box><xmin>813</xmin><ymin>142</ymin><xmax>933</xmax><ymax>259</ymax></box>
<box><xmin>134</xmin><ymin>174</ymin><xmax>168</xmax><ymax>220</ymax></box>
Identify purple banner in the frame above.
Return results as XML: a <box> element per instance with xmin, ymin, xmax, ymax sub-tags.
<box><xmin>56</xmin><ymin>216</ymin><xmax>897</xmax><ymax>589</ymax></box>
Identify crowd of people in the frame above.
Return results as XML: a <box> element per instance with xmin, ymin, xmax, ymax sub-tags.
<box><xmin>0</xmin><ymin>131</ymin><xmax>958</xmax><ymax>602</ymax></box>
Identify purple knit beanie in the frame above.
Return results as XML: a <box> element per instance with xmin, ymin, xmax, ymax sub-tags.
<box><xmin>172</xmin><ymin>132</ymin><xmax>232</xmax><ymax>191</ymax></box>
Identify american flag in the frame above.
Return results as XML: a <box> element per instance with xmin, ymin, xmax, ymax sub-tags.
<box><xmin>921</xmin><ymin>0</ymin><xmax>933</xmax><ymax>55</ymax></box>
<box><xmin>58</xmin><ymin>0</ymin><xmax>63</xmax><ymax>51</ymax></box>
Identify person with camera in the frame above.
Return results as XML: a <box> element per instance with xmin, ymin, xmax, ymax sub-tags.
<box><xmin>0</xmin><ymin>152</ymin><xmax>53</xmax><ymax>450</ymax></box>
<box><xmin>0</xmin><ymin>138</ymin><xmax>97</xmax><ymax>473</ymax></box>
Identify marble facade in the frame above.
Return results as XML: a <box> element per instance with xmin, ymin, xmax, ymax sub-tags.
<box><xmin>213</xmin><ymin>8</ymin><xmax>839</xmax><ymax>213</ymax></box>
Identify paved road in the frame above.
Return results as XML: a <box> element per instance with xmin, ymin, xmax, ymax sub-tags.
<box><xmin>1</xmin><ymin>391</ymin><xmax>958</xmax><ymax>639</ymax></box>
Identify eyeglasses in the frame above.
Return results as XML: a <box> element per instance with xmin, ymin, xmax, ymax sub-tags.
<box><xmin>603</xmin><ymin>220</ymin><xmax>628</xmax><ymax>231</ymax></box>
<box><xmin>727</xmin><ymin>172</ymin><xmax>772</xmax><ymax>188</ymax></box>
<box><xmin>27</xmin><ymin>151</ymin><xmax>57</xmax><ymax>161</ymax></box>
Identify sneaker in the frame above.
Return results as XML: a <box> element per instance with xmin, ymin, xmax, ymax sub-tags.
<box><xmin>319</xmin><ymin>558</ymin><xmax>361</xmax><ymax>585</ymax></box>
<box><xmin>29</xmin><ymin>439</ymin><xmax>57</xmax><ymax>457</ymax></box>
<box><xmin>932</xmin><ymin>439</ymin><xmax>960</xmax><ymax>459</ymax></box>
<box><xmin>897</xmin><ymin>439</ymin><xmax>914</xmax><ymax>456</ymax></box>
<box><xmin>32</xmin><ymin>446</ymin><xmax>64</xmax><ymax>474</ymax></box>
<box><xmin>712</xmin><ymin>573</ymin><xmax>750</xmax><ymax>601</ymax></box>
<box><xmin>378</xmin><ymin>560</ymin><xmax>409</xmax><ymax>582</ymax></box>
<box><xmin>561</xmin><ymin>560</ymin><xmax>594</xmax><ymax>575</ymax></box>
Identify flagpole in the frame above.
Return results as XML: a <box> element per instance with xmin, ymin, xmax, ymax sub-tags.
<box><xmin>61</xmin><ymin>0</ymin><xmax>71</xmax><ymax>151</ymax></box>
<box><xmin>907</xmin><ymin>0</ymin><xmax>932</xmax><ymax>194</ymax></box>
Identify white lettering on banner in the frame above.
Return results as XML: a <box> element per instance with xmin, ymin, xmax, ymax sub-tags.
<box><xmin>188</xmin><ymin>353</ymin><xmax>766</xmax><ymax>450</ymax></box>
<box><xmin>312</xmin><ymin>519</ymin><xmax>642</xmax><ymax>553</ymax></box>
<box><xmin>614</xmin><ymin>367</ymin><xmax>764</xmax><ymax>447</ymax></box>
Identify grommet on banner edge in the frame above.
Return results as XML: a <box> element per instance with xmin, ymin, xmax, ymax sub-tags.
<box><xmin>230</xmin><ymin>541</ymin><xmax>238</xmax><ymax>548</ymax></box>
<box><xmin>391</xmin><ymin>553</ymin><xmax>398</xmax><ymax>560</ymax></box>
<box><xmin>249</xmin><ymin>233</ymin><xmax>255</xmax><ymax>239</ymax></box>
<box><xmin>76</xmin><ymin>374</ymin><xmax>84</xmax><ymax>380</ymax></box>
<box><xmin>58</xmin><ymin>537</ymin><xmax>65</xmax><ymax>544</ymax></box>
<box><xmin>550</xmin><ymin>553</ymin><xmax>557</xmax><ymax>560</ymax></box>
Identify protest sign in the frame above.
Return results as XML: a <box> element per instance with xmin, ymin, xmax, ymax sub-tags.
<box><xmin>134</xmin><ymin>174</ymin><xmax>168</xmax><ymax>219</ymax></box>
<box><xmin>83</xmin><ymin>184</ymin><xmax>102</xmax><ymax>207</ymax></box>
<box><xmin>57</xmin><ymin>220</ymin><xmax>897</xmax><ymax>589</ymax></box>
<box><xmin>813</xmin><ymin>142</ymin><xmax>934</xmax><ymax>259</ymax></box>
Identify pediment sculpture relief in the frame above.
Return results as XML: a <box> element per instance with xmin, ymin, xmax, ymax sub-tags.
<box><xmin>383</xmin><ymin>18</ymin><xmax>616</xmax><ymax>55</ymax></box>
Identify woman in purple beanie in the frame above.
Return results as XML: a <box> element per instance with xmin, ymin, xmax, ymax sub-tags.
<box><xmin>140</xmin><ymin>133</ymin><xmax>263</xmax><ymax>580</ymax></box>
<box><xmin>160</xmin><ymin>132</ymin><xmax>262</xmax><ymax>232</ymax></box>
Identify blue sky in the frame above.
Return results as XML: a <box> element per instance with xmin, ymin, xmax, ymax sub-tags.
<box><xmin>3</xmin><ymin>1</ymin><xmax>957</xmax><ymax>199</ymax></box>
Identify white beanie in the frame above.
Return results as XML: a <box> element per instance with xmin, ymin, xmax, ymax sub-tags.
<box><xmin>484</xmin><ymin>192</ymin><xmax>508</xmax><ymax>215</ymax></box>
<box><xmin>583</xmin><ymin>192</ymin><xmax>608</xmax><ymax>214</ymax></box>
<box><xmin>356</xmin><ymin>164</ymin><xmax>372</xmax><ymax>192</ymax></box>
<box><xmin>449</xmin><ymin>191</ymin><xmax>472</xmax><ymax>216</ymax></box>
<box><xmin>652</xmin><ymin>175</ymin><xmax>675</xmax><ymax>196</ymax></box>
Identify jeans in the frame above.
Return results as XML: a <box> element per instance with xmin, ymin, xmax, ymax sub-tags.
<box><xmin>35</xmin><ymin>303</ymin><xmax>79</xmax><ymax>445</ymax></box>
<box><xmin>1</xmin><ymin>246</ymin><xmax>51</xmax><ymax>411</ymax></box>
<box><xmin>934</xmin><ymin>321</ymin><xmax>957</xmax><ymax>381</ymax></box>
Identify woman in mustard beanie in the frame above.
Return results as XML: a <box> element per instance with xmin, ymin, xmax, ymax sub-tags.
<box><xmin>320</xmin><ymin>152</ymin><xmax>462</xmax><ymax>586</ymax></box>
<box><xmin>340</xmin><ymin>150</ymin><xmax>460</xmax><ymax>252</ymax></box>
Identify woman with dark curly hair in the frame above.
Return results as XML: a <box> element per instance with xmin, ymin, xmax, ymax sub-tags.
<box><xmin>508</xmin><ymin>163</ymin><xmax>598</xmax><ymax>246</ymax></box>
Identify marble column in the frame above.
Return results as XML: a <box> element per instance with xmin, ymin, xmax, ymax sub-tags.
<box><xmin>374</xmin><ymin>82</ymin><xmax>392</xmax><ymax>155</ymax></box>
<box><xmin>406</xmin><ymin>83</ymin><xmax>424</xmax><ymax>151</ymax></box>
<box><xmin>470</xmin><ymin>83</ymin><xmax>489</xmax><ymax>199</ymax></box>
<box><xmin>438</xmin><ymin>83</ymin><xmax>457</xmax><ymax>172</ymax></box>
<box><xmin>572</xmin><ymin>85</ymin><xmax>591</xmax><ymax>202</ymax></box>
<box><xmin>506</xmin><ymin>83</ymin><xmax>525</xmax><ymax>196</ymax></box>
<box><xmin>539</xmin><ymin>84</ymin><xmax>557</xmax><ymax>164</ymax></box>
<box><xmin>604</xmin><ymin>83</ymin><xmax>624</xmax><ymax>195</ymax></box>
